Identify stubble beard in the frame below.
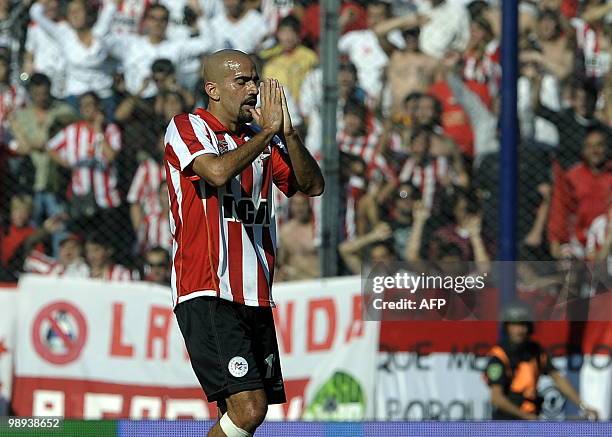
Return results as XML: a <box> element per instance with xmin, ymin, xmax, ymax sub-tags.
<box><xmin>237</xmin><ymin>107</ymin><xmax>254</xmax><ymax>124</ymax></box>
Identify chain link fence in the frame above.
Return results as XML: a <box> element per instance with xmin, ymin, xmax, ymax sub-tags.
<box><xmin>0</xmin><ymin>0</ymin><xmax>610</xmax><ymax>285</ymax></box>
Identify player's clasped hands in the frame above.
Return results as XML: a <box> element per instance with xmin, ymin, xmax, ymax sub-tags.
<box><xmin>250</xmin><ymin>79</ymin><xmax>286</xmax><ymax>135</ymax></box>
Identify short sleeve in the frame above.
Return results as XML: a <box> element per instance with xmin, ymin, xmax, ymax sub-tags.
<box><xmin>484</xmin><ymin>356</ymin><xmax>508</xmax><ymax>386</ymax></box>
<box><xmin>47</xmin><ymin>128</ymin><xmax>67</xmax><ymax>152</ymax></box>
<box><xmin>271</xmin><ymin>143</ymin><xmax>298</xmax><ymax>197</ymax></box>
<box><xmin>164</xmin><ymin>113</ymin><xmax>218</xmax><ymax>173</ymax></box>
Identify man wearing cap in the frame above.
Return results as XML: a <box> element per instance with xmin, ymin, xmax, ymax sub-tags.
<box><xmin>484</xmin><ymin>302</ymin><xmax>599</xmax><ymax>420</ymax></box>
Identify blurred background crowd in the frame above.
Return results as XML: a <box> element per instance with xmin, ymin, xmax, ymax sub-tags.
<box><xmin>0</xmin><ymin>0</ymin><xmax>610</xmax><ymax>286</ymax></box>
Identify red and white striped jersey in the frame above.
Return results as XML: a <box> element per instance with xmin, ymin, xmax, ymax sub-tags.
<box><xmin>24</xmin><ymin>251</ymin><xmax>65</xmax><ymax>276</ymax></box>
<box><xmin>164</xmin><ymin>109</ymin><xmax>298</xmax><ymax>308</ymax></box>
<box><xmin>463</xmin><ymin>40</ymin><xmax>501</xmax><ymax>94</ymax></box>
<box><xmin>138</xmin><ymin>210</ymin><xmax>172</xmax><ymax>254</ymax></box>
<box><xmin>399</xmin><ymin>156</ymin><xmax>450</xmax><ymax>209</ymax></box>
<box><xmin>0</xmin><ymin>84</ymin><xmax>26</xmax><ymax>132</ymax></box>
<box><xmin>24</xmin><ymin>250</ymin><xmax>90</xmax><ymax>277</ymax></box>
<box><xmin>337</xmin><ymin>120</ymin><xmax>383</xmax><ymax>165</ymax></box>
<box><xmin>92</xmin><ymin>264</ymin><xmax>134</xmax><ymax>281</ymax></box>
<box><xmin>127</xmin><ymin>157</ymin><xmax>166</xmax><ymax>216</ymax></box>
<box><xmin>572</xmin><ymin>18</ymin><xmax>610</xmax><ymax>79</ymax></box>
<box><xmin>337</xmin><ymin>120</ymin><xmax>398</xmax><ymax>184</ymax></box>
<box><xmin>48</xmin><ymin>121</ymin><xmax>122</xmax><ymax>208</ymax></box>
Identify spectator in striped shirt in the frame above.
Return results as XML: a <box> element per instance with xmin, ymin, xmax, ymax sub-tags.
<box><xmin>127</xmin><ymin>134</ymin><xmax>166</xmax><ymax>243</ymax></box>
<box><xmin>137</xmin><ymin>182</ymin><xmax>171</xmax><ymax>255</ymax></box>
<box><xmin>24</xmin><ymin>232</ymin><xmax>89</xmax><ymax>277</ymax></box>
<box><xmin>85</xmin><ymin>232</ymin><xmax>133</xmax><ymax>281</ymax></box>
<box><xmin>47</xmin><ymin>91</ymin><xmax>131</xmax><ymax>264</ymax></box>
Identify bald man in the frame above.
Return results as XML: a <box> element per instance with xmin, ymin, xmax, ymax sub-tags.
<box><xmin>165</xmin><ymin>50</ymin><xmax>324</xmax><ymax>437</ymax></box>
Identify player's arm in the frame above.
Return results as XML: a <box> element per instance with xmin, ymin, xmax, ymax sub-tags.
<box><xmin>276</xmin><ymin>84</ymin><xmax>324</xmax><ymax>197</ymax></box>
<box><xmin>489</xmin><ymin>385</ymin><xmax>537</xmax><ymax>420</ymax></box>
<box><xmin>192</xmin><ymin>129</ymin><xmax>275</xmax><ymax>186</ymax></box>
<box><xmin>191</xmin><ymin>79</ymin><xmax>282</xmax><ymax>186</ymax></box>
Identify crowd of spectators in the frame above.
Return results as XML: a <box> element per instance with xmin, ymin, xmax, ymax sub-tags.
<box><xmin>0</xmin><ymin>0</ymin><xmax>610</xmax><ymax>287</ymax></box>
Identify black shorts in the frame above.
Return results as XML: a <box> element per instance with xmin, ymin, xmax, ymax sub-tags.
<box><xmin>174</xmin><ymin>296</ymin><xmax>286</xmax><ymax>405</ymax></box>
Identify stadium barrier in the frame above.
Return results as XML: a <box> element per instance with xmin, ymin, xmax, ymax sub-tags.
<box><xmin>0</xmin><ymin>275</ymin><xmax>610</xmax><ymax>422</ymax></box>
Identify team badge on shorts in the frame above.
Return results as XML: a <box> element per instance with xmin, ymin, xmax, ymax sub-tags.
<box><xmin>228</xmin><ymin>356</ymin><xmax>249</xmax><ymax>377</ymax></box>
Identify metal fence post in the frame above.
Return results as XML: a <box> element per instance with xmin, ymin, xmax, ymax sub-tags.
<box><xmin>320</xmin><ymin>0</ymin><xmax>340</xmax><ymax>277</ymax></box>
<box><xmin>499</xmin><ymin>0</ymin><xmax>519</xmax><ymax>311</ymax></box>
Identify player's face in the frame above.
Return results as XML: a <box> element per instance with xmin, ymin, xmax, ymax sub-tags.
<box><xmin>219</xmin><ymin>59</ymin><xmax>259</xmax><ymax>124</ymax></box>
<box><xmin>506</xmin><ymin>323</ymin><xmax>530</xmax><ymax>344</ymax></box>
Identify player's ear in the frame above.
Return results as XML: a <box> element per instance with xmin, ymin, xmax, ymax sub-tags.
<box><xmin>204</xmin><ymin>81</ymin><xmax>220</xmax><ymax>102</ymax></box>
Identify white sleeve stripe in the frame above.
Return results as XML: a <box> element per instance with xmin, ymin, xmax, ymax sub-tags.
<box><xmin>167</xmin><ymin>116</ymin><xmax>218</xmax><ymax>172</ymax></box>
<box><xmin>188</xmin><ymin>114</ymin><xmax>218</xmax><ymax>154</ymax></box>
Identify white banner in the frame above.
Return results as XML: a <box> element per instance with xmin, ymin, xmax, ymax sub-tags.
<box><xmin>0</xmin><ymin>288</ymin><xmax>16</xmax><ymax>415</ymax></box>
<box><xmin>11</xmin><ymin>275</ymin><xmax>379</xmax><ymax>420</ymax></box>
<box><xmin>375</xmin><ymin>352</ymin><xmax>585</xmax><ymax>420</ymax></box>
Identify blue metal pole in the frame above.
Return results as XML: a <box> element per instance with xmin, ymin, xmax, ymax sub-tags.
<box><xmin>499</xmin><ymin>0</ymin><xmax>519</xmax><ymax>309</ymax></box>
